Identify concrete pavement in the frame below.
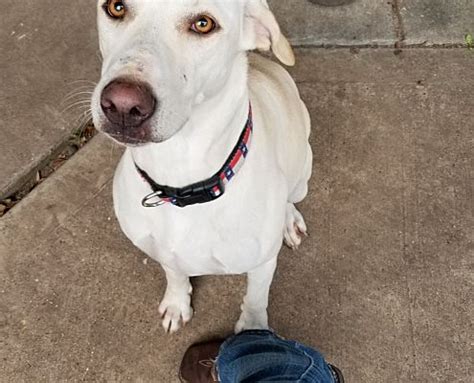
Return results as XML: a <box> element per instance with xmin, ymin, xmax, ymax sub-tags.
<box><xmin>1</xmin><ymin>48</ymin><xmax>472</xmax><ymax>382</ymax></box>
<box><xmin>269</xmin><ymin>0</ymin><xmax>396</xmax><ymax>46</ymax></box>
<box><xmin>400</xmin><ymin>0</ymin><xmax>474</xmax><ymax>45</ymax></box>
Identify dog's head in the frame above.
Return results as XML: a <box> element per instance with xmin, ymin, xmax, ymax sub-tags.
<box><xmin>91</xmin><ymin>0</ymin><xmax>294</xmax><ymax>146</ymax></box>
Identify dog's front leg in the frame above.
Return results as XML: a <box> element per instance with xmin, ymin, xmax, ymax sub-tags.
<box><xmin>158</xmin><ymin>266</ymin><xmax>193</xmax><ymax>333</ymax></box>
<box><xmin>235</xmin><ymin>257</ymin><xmax>278</xmax><ymax>333</ymax></box>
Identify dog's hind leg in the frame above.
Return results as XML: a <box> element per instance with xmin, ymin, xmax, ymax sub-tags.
<box><xmin>283</xmin><ymin>203</ymin><xmax>308</xmax><ymax>250</ymax></box>
<box><xmin>289</xmin><ymin>142</ymin><xmax>313</xmax><ymax>204</ymax></box>
<box><xmin>235</xmin><ymin>257</ymin><xmax>278</xmax><ymax>333</ymax></box>
<box><xmin>158</xmin><ymin>266</ymin><xmax>193</xmax><ymax>333</ymax></box>
<box><xmin>285</xmin><ymin>141</ymin><xmax>311</xmax><ymax>250</ymax></box>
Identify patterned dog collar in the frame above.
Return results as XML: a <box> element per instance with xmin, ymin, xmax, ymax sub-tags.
<box><xmin>135</xmin><ymin>104</ymin><xmax>253</xmax><ymax>208</ymax></box>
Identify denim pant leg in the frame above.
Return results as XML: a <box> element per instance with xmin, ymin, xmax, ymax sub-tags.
<box><xmin>216</xmin><ymin>330</ymin><xmax>336</xmax><ymax>383</ymax></box>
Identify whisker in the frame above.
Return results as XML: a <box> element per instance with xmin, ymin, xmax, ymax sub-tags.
<box><xmin>73</xmin><ymin>107</ymin><xmax>92</xmax><ymax>127</ymax></box>
<box><xmin>77</xmin><ymin>113</ymin><xmax>93</xmax><ymax>131</ymax></box>
<box><xmin>65</xmin><ymin>83</ymin><xmax>95</xmax><ymax>90</ymax></box>
<box><xmin>62</xmin><ymin>79</ymin><xmax>99</xmax><ymax>142</ymax></box>
<box><xmin>63</xmin><ymin>86</ymin><xmax>95</xmax><ymax>99</ymax></box>
<box><xmin>109</xmin><ymin>138</ymin><xmax>116</xmax><ymax>160</ymax></box>
<box><xmin>61</xmin><ymin>99</ymin><xmax>92</xmax><ymax>109</ymax></box>
<box><xmin>64</xmin><ymin>85</ymin><xmax>95</xmax><ymax>94</ymax></box>
<box><xmin>62</xmin><ymin>103</ymin><xmax>92</xmax><ymax>114</ymax></box>
<box><xmin>60</xmin><ymin>101</ymin><xmax>93</xmax><ymax>115</ymax></box>
<box><xmin>62</xmin><ymin>91</ymin><xmax>94</xmax><ymax>104</ymax></box>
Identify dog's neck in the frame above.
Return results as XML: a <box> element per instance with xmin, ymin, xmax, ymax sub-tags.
<box><xmin>131</xmin><ymin>54</ymin><xmax>250</xmax><ymax>187</ymax></box>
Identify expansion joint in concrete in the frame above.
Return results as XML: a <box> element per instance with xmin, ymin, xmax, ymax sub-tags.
<box><xmin>390</xmin><ymin>0</ymin><xmax>406</xmax><ymax>48</ymax></box>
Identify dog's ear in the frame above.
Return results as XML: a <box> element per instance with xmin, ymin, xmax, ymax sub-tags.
<box><xmin>242</xmin><ymin>0</ymin><xmax>295</xmax><ymax>66</ymax></box>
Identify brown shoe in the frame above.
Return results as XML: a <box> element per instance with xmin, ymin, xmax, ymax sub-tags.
<box><xmin>179</xmin><ymin>339</ymin><xmax>224</xmax><ymax>383</ymax></box>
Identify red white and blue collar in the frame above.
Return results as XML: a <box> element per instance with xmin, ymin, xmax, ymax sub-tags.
<box><xmin>135</xmin><ymin>104</ymin><xmax>253</xmax><ymax>208</ymax></box>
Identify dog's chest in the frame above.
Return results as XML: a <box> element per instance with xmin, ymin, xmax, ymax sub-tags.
<box><xmin>152</xmin><ymin>215</ymin><xmax>261</xmax><ymax>275</ymax></box>
<box><xmin>122</xmin><ymin>201</ymin><xmax>282</xmax><ymax>276</ymax></box>
<box><xmin>113</xmin><ymin>150</ymin><xmax>287</xmax><ymax>276</ymax></box>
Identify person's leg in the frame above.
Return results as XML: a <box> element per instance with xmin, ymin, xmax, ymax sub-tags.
<box><xmin>179</xmin><ymin>330</ymin><xmax>344</xmax><ymax>382</ymax></box>
<box><xmin>217</xmin><ymin>330</ymin><xmax>342</xmax><ymax>383</ymax></box>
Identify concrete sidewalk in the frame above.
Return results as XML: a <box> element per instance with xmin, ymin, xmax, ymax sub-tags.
<box><xmin>1</xmin><ymin>48</ymin><xmax>472</xmax><ymax>382</ymax></box>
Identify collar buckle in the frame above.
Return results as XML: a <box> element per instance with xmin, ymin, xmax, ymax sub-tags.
<box><xmin>172</xmin><ymin>176</ymin><xmax>225</xmax><ymax>208</ymax></box>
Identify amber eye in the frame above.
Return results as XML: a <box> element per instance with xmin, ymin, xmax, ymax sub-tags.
<box><xmin>191</xmin><ymin>15</ymin><xmax>217</xmax><ymax>35</ymax></box>
<box><xmin>106</xmin><ymin>0</ymin><xmax>126</xmax><ymax>19</ymax></box>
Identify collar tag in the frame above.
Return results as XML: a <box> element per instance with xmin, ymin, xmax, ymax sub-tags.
<box><xmin>142</xmin><ymin>191</ymin><xmax>167</xmax><ymax>208</ymax></box>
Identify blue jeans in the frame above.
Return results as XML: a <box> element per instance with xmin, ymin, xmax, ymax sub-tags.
<box><xmin>216</xmin><ymin>330</ymin><xmax>337</xmax><ymax>383</ymax></box>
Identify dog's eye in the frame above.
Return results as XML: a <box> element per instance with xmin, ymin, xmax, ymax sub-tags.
<box><xmin>190</xmin><ymin>15</ymin><xmax>217</xmax><ymax>35</ymax></box>
<box><xmin>105</xmin><ymin>0</ymin><xmax>126</xmax><ymax>19</ymax></box>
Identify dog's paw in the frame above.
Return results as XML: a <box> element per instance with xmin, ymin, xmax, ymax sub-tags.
<box><xmin>235</xmin><ymin>307</ymin><xmax>269</xmax><ymax>334</ymax></box>
<box><xmin>159</xmin><ymin>297</ymin><xmax>193</xmax><ymax>334</ymax></box>
<box><xmin>283</xmin><ymin>203</ymin><xmax>308</xmax><ymax>250</ymax></box>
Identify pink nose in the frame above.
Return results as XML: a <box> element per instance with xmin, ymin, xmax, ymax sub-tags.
<box><xmin>100</xmin><ymin>80</ymin><xmax>156</xmax><ymax>127</ymax></box>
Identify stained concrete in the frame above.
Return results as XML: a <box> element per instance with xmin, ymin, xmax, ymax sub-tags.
<box><xmin>1</xmin><ymin>49</ymin><xmax>472</xmax><ymax>382</ymax></box>
<box><xmin>0</xmin><ymin>0</ymin><xmax>99</xmax><ymax>200</ymax></box>
<box><xmin>269</xmin><ymin>0</ymin><xmax>396</xmax><ymax>46</ymax></box>
<box><xmin>399</xmin><ymin>0</ymin><xmax>474</xmax><ymax>45</ymax></box>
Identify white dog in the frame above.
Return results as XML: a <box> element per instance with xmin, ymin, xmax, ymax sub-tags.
<box><xmin>92</xmin><ymin>0</ymin><xmax>312</xmax><ymax>333</ymax></box>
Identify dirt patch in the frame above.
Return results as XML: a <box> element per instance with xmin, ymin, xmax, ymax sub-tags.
<box><xmin>0</xmin><ymin>124</ymin><xmax>96</xmax><ymax>218</ymax></box>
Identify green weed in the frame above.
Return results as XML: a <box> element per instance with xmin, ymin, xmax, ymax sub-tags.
<box><xmin>465</xmin><ymin>33</ymin><xmax>473</xmax><ymax>50</ymax></box>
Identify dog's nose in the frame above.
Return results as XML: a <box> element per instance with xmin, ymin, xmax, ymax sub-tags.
<box><xmin>100</xmin><ymin>80</ymin><xmax>156</xmax><ymax>127</ymax></box>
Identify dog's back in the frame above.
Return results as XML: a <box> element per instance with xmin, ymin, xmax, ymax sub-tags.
<box><xmin>249</xmin><ymin>53</ymin><xmax>313</xmax><ymax>203</ymax></box>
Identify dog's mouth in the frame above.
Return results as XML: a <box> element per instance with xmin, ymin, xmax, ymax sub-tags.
<box><xmin>101</xmin><ymin>124</ymin><xmax>153</xmax><ymax>147</ymax></box>
<box><xmin>107</xmin><ymin>133</ymin><xmax>150</xmax><ymax>146</ymax></box>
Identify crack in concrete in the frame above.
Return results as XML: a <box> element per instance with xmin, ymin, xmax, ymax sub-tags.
<box><xmin>293</xmin><ymin>43</ymin><xmax>467</xmax><ymax>49</ymax></box>
<box><xmin>390</xmin><ymin>0</ymin><xmax>406</xmax><ymax>48</ymax></box>
<box><xmin>405</xmin><ymin>276</ymin><xmax>419</xmax><ymax>378</ymax></box>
